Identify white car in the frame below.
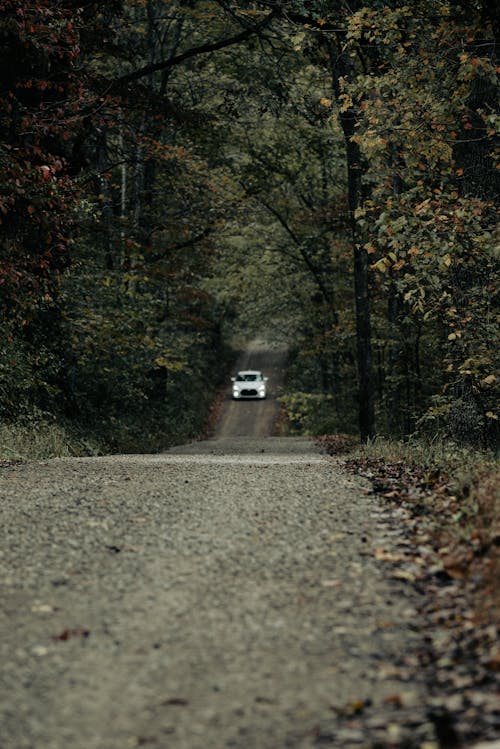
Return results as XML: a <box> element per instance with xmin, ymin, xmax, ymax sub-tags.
<box><xmin>231</xmin><ymin>370</ymin><xmax>268</xmax><ymax>399</ymax></box>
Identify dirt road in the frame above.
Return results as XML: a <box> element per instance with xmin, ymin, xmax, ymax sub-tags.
<box><xmin>0</xmin><ymin>344</ymin><xmax>439</xmax><ymax>749</ymax></box>
<box><xmin>213</xmin><ymin>339</ymin><xmax>288</xmax><ymax>439</ymax></box>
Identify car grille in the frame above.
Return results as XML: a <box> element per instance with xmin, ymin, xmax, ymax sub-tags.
<box><xmin>241</xmin><ymin>388</ymin><xmax>258</xmax><ymax>396</ymax></box>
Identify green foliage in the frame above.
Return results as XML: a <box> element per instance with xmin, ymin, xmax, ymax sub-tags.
<box><xmin>279</xmin><ymin>391</ymin><xmax>341</xmax><ymax>435</ymax></box>
<box><xmin>0</xmin><ymin>0</ymin><xmax>497</xmax><ymax>451</ymax></box>
<box><xmin>337</xmin><ymin>2</ymin><xmax>499</xmax><ymax>443</ymax></box>
<box><xmin>0</xmin><ymin>2</ymin><xmax>77</xmax><ymax>330</ymax></box>
<box><xmin>56</xmin><ymin>234</ymin><xmax>231</xmax><ymax>451</ymax></box>
<box><xmin>359</xmin><ymin>435</ymin><xmax>497</xmax><ymax>472</ymax></box>
<box><xmin>0</xmin><ymin>0</ymin><xmax>239</xmax><ymax>451</ymax></box>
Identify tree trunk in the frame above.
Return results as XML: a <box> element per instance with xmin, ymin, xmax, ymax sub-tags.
<box><xmin>338</xmin><ymin>106</ymin><xmax>375</xmax><ymax>440</ymax></box>
<box><xmin>387</xmin><ymin>280</ymin><xmax>402</xmax><ymax>435</ymax></box>
<box><xmin>95</xmin><ymin>130</ymin><xmax>115</xmax><ymax>270</ymax></box>
<box><xmin>328</xmin><ymin>39</ymin><xmax>375</xmax><ymax>440</ymax></box>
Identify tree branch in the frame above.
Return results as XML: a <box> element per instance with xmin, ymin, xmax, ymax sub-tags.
<box><xmin>116</xmin><ymin>10</ymin><xmax>278</xmax><ymax>86</ymax></box>
<box><xmin>148</xmin><ymin>227</ymin><xmax>213</xmax><ymax>263</ymax></box>
<box><xmin>259</xmin><ymin>198</ymin><xmax>335</xmax><ymax>307</ymax></box>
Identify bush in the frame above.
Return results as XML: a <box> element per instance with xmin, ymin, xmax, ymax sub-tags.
<box><xmin>279</xmin><ymin>391</ymin><xmax>341</xmax><ymax>435</ymax></box>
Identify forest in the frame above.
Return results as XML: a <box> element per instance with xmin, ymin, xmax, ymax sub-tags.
<box><xmin>0</xmin><ymin>0</ymin><xmax>498</xmax><ymax>453</ymax></box>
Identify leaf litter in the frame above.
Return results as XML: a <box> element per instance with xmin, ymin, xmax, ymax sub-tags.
<box><xmin>316</xmin><ymin>446</ymin><xmax>500</xmax><ymax>748</ymax></box>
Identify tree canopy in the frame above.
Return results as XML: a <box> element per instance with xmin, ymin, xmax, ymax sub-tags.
<box><xmin>0</xmin><ymin>0</ymin><xmax>498</xmax><ymax>449</ymax></box>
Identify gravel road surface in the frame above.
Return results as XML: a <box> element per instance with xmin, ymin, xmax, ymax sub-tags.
<box><xmin>0</xmin><ymin>344</ymin><xmax>438</xmax><ymax>749</ymax></box>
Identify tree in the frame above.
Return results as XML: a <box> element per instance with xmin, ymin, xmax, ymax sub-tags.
<box><xmin>2</xmin><ymin>0</ymin><xmax>497</xmax><ymax>449</ymax></box>
<box><xmin>337</xmin><ymin>3</ymin><xmax>499</xmax><ymax>443</ymax></box>
<box><xmin>0</xmin><ymin>1</ymin><xmax>112</xmax><ymax>416</ymax></box>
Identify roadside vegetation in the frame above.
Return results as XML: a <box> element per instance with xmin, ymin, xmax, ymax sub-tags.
<box><xmin>316</xmin><ymin>432</ymin><xmax>500</xmax><ymax>746</ymax></box>
<box><xmin>318</xmin><ymin>432</ymin><xmax>499</xmax><ymax>616</ymax></box>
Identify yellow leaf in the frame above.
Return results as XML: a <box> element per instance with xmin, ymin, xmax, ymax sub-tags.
<box><xmin>340</xmin><ymin>94</ymin><xmax>353</xmax><ymax>113</ymax></box>
<box><xmin>482</xmin><ymin>374</ymin><xmax>496</xmax><ymax>385</ymax></box>
<box><xmin>371</xmin><ymin>259</ymin><xmax>388</xmax><ymax>273</ymax></box>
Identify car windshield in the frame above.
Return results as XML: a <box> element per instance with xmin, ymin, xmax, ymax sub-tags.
<box><xmin>236</xmin><ymin>373</ymin><xmax>260</xmax><ymax>381</ymax></box>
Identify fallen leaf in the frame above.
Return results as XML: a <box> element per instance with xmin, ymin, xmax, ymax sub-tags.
<box><xmin>485</xmin><ymin>646</ymin><xmax>500</xmax><ymax>670</ymax></box>
<box><xmin>373</xmin><ymin>547</ymin><xmax>411</xmax><ymax>562</ymax></box>
<box><xmin>376</xmin><ymin>620</ymin><xmax>395</xmax><ymax>629</ymax></box>
<box><xmin>53</xmin><ymin>627</ymin><xmax>90</xmax><ymax>641</ymax></box>
<box><xmin>392</xmin><ymin>569</ymin><xmax>418</xmax><ymax>582</ymax></box>
<box><xmin>345</xmin><ymin>698</ymin><xmax>368</xmax><ymax>714</ymax></box>
<box><xmin>384</xmin><ymin>693</ymin><xmax>404</xmax><ymax>707</ymax></box>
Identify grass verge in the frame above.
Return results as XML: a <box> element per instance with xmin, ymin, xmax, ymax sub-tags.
<box><xmin>0</xmin><ymin>419</ymin><xmax>101</xmax><ymax>461</ymax></box>
<box><xmin>345</xmin><ymin>437</ymin><xmax>499</xmax><ymax>619</ymax></box>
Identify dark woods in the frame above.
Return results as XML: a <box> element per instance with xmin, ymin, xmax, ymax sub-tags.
<box><xmin>0</xmin><ymin>1</ymin><xmax>498</xmax><ymax>450</ymax></box>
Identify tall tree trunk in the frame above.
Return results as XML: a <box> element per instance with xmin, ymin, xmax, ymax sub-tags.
<box><xmin>95</xmin><ymin>130</ymin><xmax>115</xmax><ymax>270</ymax></box>
<box><xmin>386</xmin><ymin>142</ymin><xmax>405</xmax><ymax>435</ymax></box>
<box><xmin>338</xmin><ymin>106</ymin><xmax>375</xmax><ymax>440</ymax></box>
<box><xmin>387</xmin><ymin>280</ymin><xmax>402</xmax><ymax>435</ymax></box>
<box><xmin>328</xmin><ymin>40</ymin><xmax>375</xmax><ymax>440</ymax></box>
<box><xmin>119</xmin><ymin>108</ymin><xmax>127</xmax><ymax>251</ymax></box>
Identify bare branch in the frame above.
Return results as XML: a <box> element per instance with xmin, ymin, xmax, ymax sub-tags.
<box><xmin>116</xmin><ymin>10</ymin><xmax>278</xmax><ymax>86</ymax></box>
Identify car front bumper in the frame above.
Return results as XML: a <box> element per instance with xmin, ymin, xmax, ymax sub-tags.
<box><xmin>233</xmin><ymin>389</ymin><xmax>266</xmax><ymax>399</ymax></box>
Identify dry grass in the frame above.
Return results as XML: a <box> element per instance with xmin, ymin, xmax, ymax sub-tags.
<box><xmin>0</xmin><ymin>421</ymin><xmax>99</xmax><ymax>461</ymax></box>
